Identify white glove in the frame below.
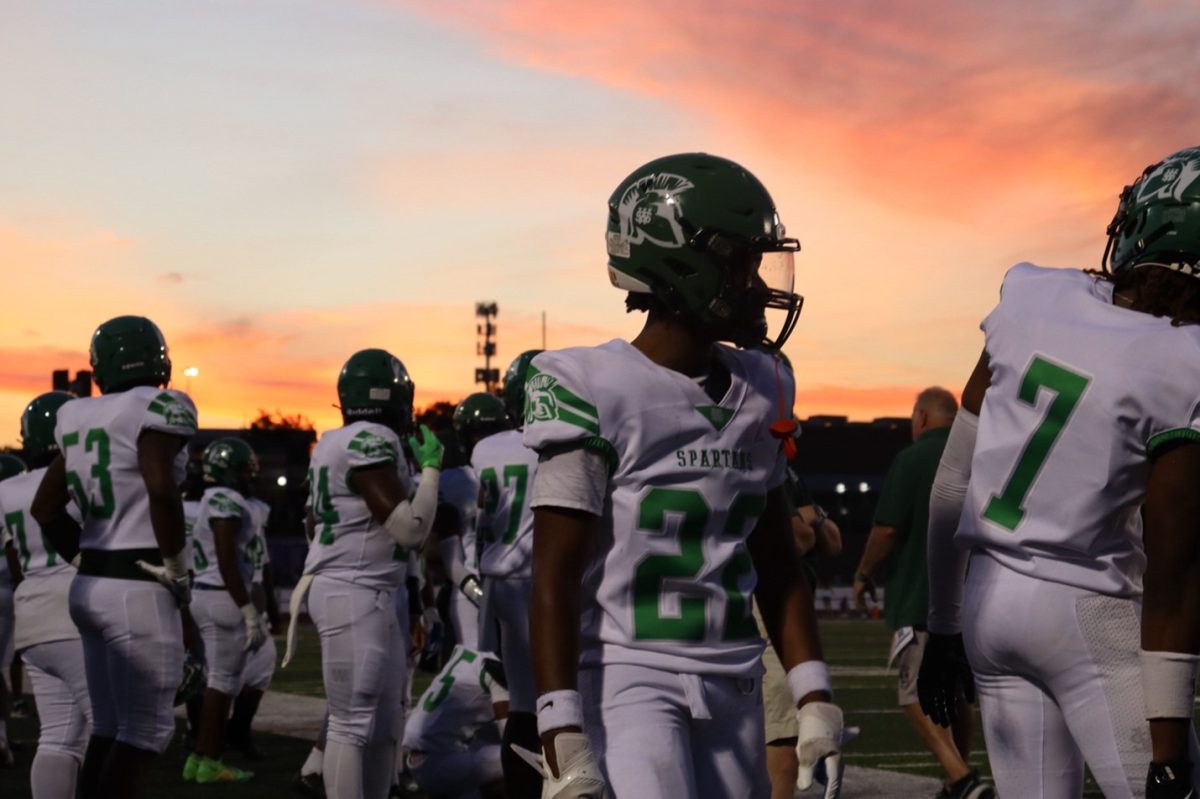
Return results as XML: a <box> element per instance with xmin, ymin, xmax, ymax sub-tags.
<box><xmin>511</xmin><ymin>731</ymin><xmax>609</xmax><ymax>799</ymax></box>
<box><xmin>137</xmin><ymin>550</ymin><xmax>191</xmax><ymax>607</ymax></box>
<box><xmin>241</xmin><ymin>603</ymin><xmax>267</xmax><ymax>653</ymax></box>
<box><xmin>796</xmin><ymin>701</ymin><xmax>844</xmax><ymax>798</ymax></box>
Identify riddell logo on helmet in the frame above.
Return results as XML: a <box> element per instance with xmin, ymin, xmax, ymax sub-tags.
<box><xmin>122</xmin><ymin>361</ymin><xmax>146</xmax><ymax>371</ymax></box>
<box><xmin>614</xmin><ymin>172</ymin><xmax>695</xmax><ymax>252</ymax></box>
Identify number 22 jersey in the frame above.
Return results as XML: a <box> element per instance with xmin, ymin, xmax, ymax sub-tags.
<box><xmin>958</xmin><ymin>263</ymin><xmax>1200</xmax><ymax>597</ymax></box>
<box><xmin>523</xmin><ymin>339</ymin><xmax>792</xmax><ymax>678</ymax></box>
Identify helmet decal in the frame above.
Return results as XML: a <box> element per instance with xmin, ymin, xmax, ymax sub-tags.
<box><xmin>613</xmin><ymin>172</ymin><xmax>696</xmax><ymax>254</ymax></box>
<box><xmin>1137</xmin><ymin>151</ymin><xmax>1200</xmax><ymax>204</ymax></box>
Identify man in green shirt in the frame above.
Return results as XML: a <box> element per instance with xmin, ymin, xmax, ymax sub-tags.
<box><xmin>854</xmin><ymin>388</ymin><xmax>992</xmax><ymax>799</ymax></box>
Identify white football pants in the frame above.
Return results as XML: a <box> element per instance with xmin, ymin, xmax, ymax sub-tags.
<box><xmin>479</xmin><ymin>576</ymin><xmax>535</xmax><ymax>713</ymax></box>
<box><xmin>963</xmin><ymin>552</ymin><xmax>1156</xmax><ymax>798</ymax></box>
<box><xmin>242</xmin><ymin>632</ymin><xmax>276</xmax><ymax>693</ymax></box>
<box><xmin>407</xmin><ymin>740</ymin><xmax>503</xmax><ymax>798</ymax></box>
<box><xmin>68</xmin><ymin>575</ymin><xmax>182</xmax><ymax>752</ymax></box>
<box><xmin>450</xmin><ymin>587</ymin><xmax>479</xmax><ymax>650</ymax></box>
<box><xmin>190</xmin><ymin>588</ymin><xmax>249</xmax><ymax>696</ymax></box>
<box><xmin>580</xmin><ymin>663</ymin><xmax>769</xmax><ymax>799</ymax></box>
<box><xmin>23</xmin><ymin>638</ymin><xmax>92</xmax><ymax>759</ymax></box>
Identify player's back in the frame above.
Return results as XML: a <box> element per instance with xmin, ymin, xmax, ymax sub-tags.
<box><xmin>402</xmin><ymin>645</ymin><xmax>502</xmax><ymax>752</ymax></box>
<box><xmin>192</xmin><ymin>486</ymin><xmax>254</xmax><ymax>588</ymax></box>
<box><xmin>960</xmin><ymin>263</ymin><xmax>1200</xmax><ymax>597</ymax></box>
<box><xmin>524</xmin><ymin>340</ymin><xmax>792</xmax><ymax>677</ymax></box>
<box><xmin>304</xmin><ymin>421</ymin><xmax>411</xmax><ymax>589</ymax></box>
<box><xmin>0</xmin><ymin>468</ymin><xmax>72</xmax><ymax>581</ymax></box>
<box><xmin>473</xmin><ymin>429</ymin><xmax>538</xmax><ymax>579</ymax></box>
<box><xmin>54</xmin><ymin>386</ymin><xmax>197</xmax><ymax>551</ymax></box>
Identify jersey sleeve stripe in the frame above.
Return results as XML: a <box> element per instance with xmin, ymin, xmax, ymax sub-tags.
<box><xmin>1147</xmin><ymin>427</ymin><xmax>1200</xmax><ymax>456</ymax></box>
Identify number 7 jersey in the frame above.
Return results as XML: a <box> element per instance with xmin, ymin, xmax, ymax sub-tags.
<box><xmin>523</xmin><ymin>340</ymin><xmax>792</xmax><ymax>678</ymax></box>
<box><xmin>959</xmin><ymin>263</ymin><xmax>1200</xmax><ymax>597</ymax></box>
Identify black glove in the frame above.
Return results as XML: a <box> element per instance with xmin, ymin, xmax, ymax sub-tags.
<box><xmin>1147</xmin><ymin>761</ymin><xmax>1195</xmax><ymax>799</ymax></box>
<box><xmin>917</xmin><ymin>632</ymin><xmax>975</xmax><ymax>727</ymax></box>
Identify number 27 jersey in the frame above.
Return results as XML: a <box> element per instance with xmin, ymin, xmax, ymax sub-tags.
<box><xmin>959</xmin><ymin>263</ymin><xmax>1200</xmax><ymax>597</ymax></box>
<box><xmin>524</xmin><ymin>340</ymin><xmax>791</xmax><ymax>678</ymax></box>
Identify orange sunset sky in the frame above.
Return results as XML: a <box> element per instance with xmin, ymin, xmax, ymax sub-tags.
<box><xmin>2</xmin><ymin>1</ymin><xmax>1198</xmax><ymax>445</ymax></box>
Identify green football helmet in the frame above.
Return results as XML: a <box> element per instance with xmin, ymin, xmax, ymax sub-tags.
<box><xmin>21</xmin><ymin>391</ymin><xmax>74</xmax><ymax>466</ymax></box>
<box><xmin>337</xmin><ymin>349</ymin><xmax>415</xmax><ymax>433</ymax></box>
<box><xmin>1105</xmin><ymin>146</ymin><xmax>1200</xmax><ymax>277</ymax></box>
<box><xmin>452</xmin><ymin>392</ymin><xmax>510</xmax><ymax>454</ymax></box>
<box><xmin>201</xmin><ymin>438</ymin><xmax>258</xmax><ymax>489</ymax></box>
<box><xmin>502</xmin><ymin>350</ymin><xmax>543</xmax><ymax>426</ymax></box>
<box><xmin>606</xmin><ymin>153</ymin><xmax>804</xmax><ymax>349</ymax></box>
<box><xmin>89</xmin><ymin>315</ymin><xmax>172</xmax><ymax>394</ymax></box>
<box><xmin>0</xmin><ymin>453</ymin><xmax>26</xmax><ymax>482</ymax></box>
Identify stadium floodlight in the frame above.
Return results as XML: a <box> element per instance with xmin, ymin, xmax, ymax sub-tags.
<box><xmin>276</xmin><ymin>476</ymin><xmax>288</xmax><ymax>487</ymax></box>
<box><xmin>835</xmin><ymin>482</ymin><xmax>846</xmax><ymax>494</ymax></box>
<box><xmin>858</xmin><ymin>482</ymin><xmax>870</xmax><ymax>493</ymax></box>
<box><xmin>183</xmin><ymin>367</ymin><xmax>199</xmax><ymax>378</ymax></box>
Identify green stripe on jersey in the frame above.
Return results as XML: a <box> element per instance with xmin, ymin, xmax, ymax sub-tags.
<box><xmin>147</xmin><ymin>392</ymin><xmax>198</xmax><ymax>430</ymax></box>
<box><xmin>526</xmin><ymin>366</ymin><xmax>600</xmax><ymax>434</ymax></box>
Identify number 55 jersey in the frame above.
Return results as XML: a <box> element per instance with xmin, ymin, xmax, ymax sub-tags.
<box><xmin>958</xmin><ymin>262</ymin><xmax>1200</xmax><ymax>598</ymax></box>
<box><xmin>523</xmin><ymin>339</ymin><xmax>793</xmax><ymax>677</ymax></box>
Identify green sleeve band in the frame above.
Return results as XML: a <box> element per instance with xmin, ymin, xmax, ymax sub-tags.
<box><xmin>1147</xmin><ymin>428</ymin><xmax>1200</xmax><ymax>457</ymax></box>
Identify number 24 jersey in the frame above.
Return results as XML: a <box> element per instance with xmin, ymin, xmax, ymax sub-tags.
<box><xmin>523</xmin><ymin>340</ymin><xmax>792</xmax><ymax>678</ymax></box>
<box><xmin>960</xmin><ymin>263</ymin><xmax>1200</xmax><ymax>597</ymax></box>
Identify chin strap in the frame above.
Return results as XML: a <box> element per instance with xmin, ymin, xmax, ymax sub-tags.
<box><xmin>767</xmin><ymin>354</ymin><xmax>798</xmax><ymax>459</ymax></box>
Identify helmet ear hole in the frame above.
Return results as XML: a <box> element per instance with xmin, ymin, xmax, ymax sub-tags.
<box><xmin>664</xmin><ymin>258</ymin><xmax>698</xmax><ymax>279</ymax></box>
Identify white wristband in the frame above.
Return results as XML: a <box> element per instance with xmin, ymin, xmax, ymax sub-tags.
<box><xmin>163</xmin><ymin>548</ymin><xmax>189</xmax><ymax>579</ymax></box>
<box><xmin>787</xmin><ymin>660</ymin><xmax>832</xmax><ymax>706</ymax></box>
<box><xmin>536</xmin><ymin>689</ymin><xmax>585</xmax><ymax>735</ymax></box>
<box><xmin>1141</xmin><ymin>649</ymin><xmax>1200</xmax><ymax>719</ymax></box>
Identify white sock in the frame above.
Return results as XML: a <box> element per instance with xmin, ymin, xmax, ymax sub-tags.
<box><xmin>32</xmin><ymin>749</ymin><xmax>80</xmax><ymax>799</ymax></box>
<box><xmin>323</xmin><ymin>740</ymin><xmax>363</xmax><ymax>799</ymax></box>
<box><xmin>363</xmin><ymin>739</ymin><xmax>396</xmax><ymax>799</ymax></box>
<box><xmin>301</xmin><ymin>745</ymin><xmax>324</xmax><ymax>776</ymax></box>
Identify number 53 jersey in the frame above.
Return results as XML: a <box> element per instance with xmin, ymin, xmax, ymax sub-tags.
<box><xmin>523</xmin><ymin>340</ymin><xmax>793</xmax><ymax>678</ymax></box>
<box><xmin>54</xmin><ymin>386</ymin><xmax>197</xmax><ymax>551</ymax></box>
<box><xmin>960</xmin><ymin>263</ymin><xmax>1200</xmax><ymax>598</ymax></box>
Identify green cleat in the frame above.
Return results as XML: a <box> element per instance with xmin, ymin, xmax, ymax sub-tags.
<box><xmin>196</xmin><ymin>756</ymin><xmax>254</xmax><ymax>783</ymax></box>
<box><xmin>182</xmin><ymin>752</ymin><xmax>201</xmax><ymax>782</ymax></box>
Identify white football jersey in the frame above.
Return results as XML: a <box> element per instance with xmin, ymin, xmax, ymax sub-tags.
<box><xmin>523</xmin><ymin>340</ymin><xmax>791</xmax><ymax>677</ymax></box>
<box><xmin>402</xmin><ymin>645</ymin><xmax>504</xmax><ymax>752</ymax></box>
<box><xmin>0</xmin><ymin>467</ymin><xmax>79</xmax><ymax>650</ymax></box>
<box><xmin>303</xmin><ymin>421</ymin><xmax>413</xmax><ymax>590</ymax></box>
<box><xmin>191</xmin><ymin>486</ymin><xmax>255</xmax><ymax>589</ymax></box>
<box><xmin>958</xmin><ymin>263</ymin><xmax>1200</xmax><ymax>597</ymax></box>
<box><xmin>0</xmin><ymin>468</ymin><xmax>74</xmax><ymax>580</ymax></box>
<box><xmin>439</xmin><ymin>466</ymin><xmax>481</xmax><ymax>571</ymax></box>
<box><xmin>473</xmin><ymin>429</ymin><xmax>539</xmax><ymax>579</ymax></box>
<box><xmin>54</xmin><ymin>386</ymin><xmax>197</xmax><ymax>551</ymax></box>
<box><xmin>246</xmin><ymin>497</ymin><xmax>270</xmax><ymax>584</ymax></box>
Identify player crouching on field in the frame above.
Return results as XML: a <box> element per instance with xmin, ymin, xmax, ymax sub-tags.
<box><xmin>31</xmin><ymin>315</ymin><xmax>198</xmax><ymax>799</ymax></box>
<box><xmin>402</xmin><ymin>644</ymin><xmax>509</xmax><ymax>798</ymax></box>
<box><xmin>521</xmin><ymin>154</ymin><xmax>843</xmax><ymax>799</ymax></box>
<box><xmin>182</xmin><ymin>438</ymin><xmax>266</xmax><ymax>783</ymax></box>
<box><xmin>1</xmin><ymin>392</ymin><xmax>93</xmax><ymax>798</ymax></box>
<box><xmin>285</xmin><ymin>349</ymin><xmax>444</xmax><ymax>799</ymax></box>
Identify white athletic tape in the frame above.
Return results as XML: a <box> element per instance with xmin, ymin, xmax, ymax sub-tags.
<box><xmin>281</xmin><ymin>573</ymin><xmax>314</xmax><ymax>668</ymax></box>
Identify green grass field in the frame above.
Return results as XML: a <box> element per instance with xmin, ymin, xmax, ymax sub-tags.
<box><xmin>0</xmin><ymin>620</ymin><xmax>1120</xmax><ymax>797</ymax></box>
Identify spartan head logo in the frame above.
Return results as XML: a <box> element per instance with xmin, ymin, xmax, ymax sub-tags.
<box><xmin>524</xmin><ymin>373</ymin><xmax>559</xmax><ymax>425</ymax></box>
<box><xmin>617</xmin><ymin>172</ymin><xmax>696</xmax><ymax>249</ymax></box>
<box><xmin>1137</xmin><ymin>149</ymin><xmax>1200</xmax><ymax>204</ymax></box>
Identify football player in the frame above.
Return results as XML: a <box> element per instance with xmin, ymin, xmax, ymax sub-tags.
<box><xmin>31</xmin><ymin>315</ymin><xmax>197</xmax><ymax>799</ymax></box>
<box><xmin>292</xmin><ymin>348</ymin><xmax>444</xmax><ymax>799</ymax></box>
<box><xmin>401</xmin><ymin>644</ymin><xmax>509</xmax><ymax>798</ymax></box>
<box><xmin>463</xmin><ymin>358</ymin><xmax>543</xmax><ymax>799</ymax></box>
<box><xmin>432</xmin><ymin>420</ymin><xmax>485</xmax><ymax>650</ymax></box>
<box><xmin>920</xmin><ymin>146</ymin><xmax>1200</xmax><ymax>799</ymax></box>
<box><xmin>0</xmin><ymin>451</ymin><xmax>29</xmax><ymax>768</ymax></box>
<box><xmin>0</xmin><ymin>392</ymin><xmax>91</xmax><ymax>798</ymax></box>
<box><xmin>182</xmin><ymin>438</ymin><xmax>266</xmax><ymax>783</ymax></box>
<box><xmin>521</xmin><ymin>154</ymin><xmax>842</xmax><ymax>798</ymax></box>
<box><xmin>226</xmin><ymin>493</ymin><xmax>278</xmax><ymax>761</ymax></box>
